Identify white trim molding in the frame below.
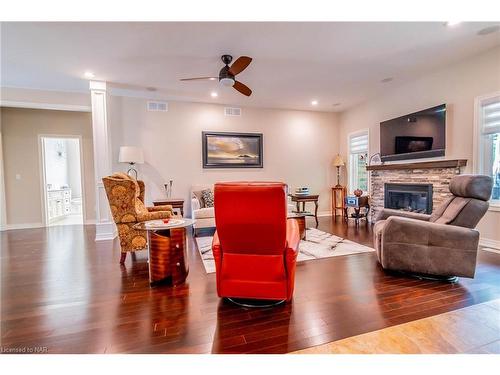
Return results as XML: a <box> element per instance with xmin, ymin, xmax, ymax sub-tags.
<box><xmin>0</xmin><ymin>100</ymin><xmax>91</xmax><ymax>112</ymax></box>
<box><xmin>1</xmin><ymin>222</ymin><xmax>45</xmax><ymax>231</ymax></box>
<box><xmin>480</xmin><ymin>237</ymin><xmax>500</xmax><ymax>251</ymax></box>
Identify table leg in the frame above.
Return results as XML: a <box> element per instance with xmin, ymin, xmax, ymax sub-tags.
<box><xmin>302</xmin><ymin>202</ymin><xmax>306</xmax><ymax>212</ymax></box>
<box><xmin>180</xmin><ymin>206</ymin><xmax>184</xmax><ymax>218</ymax></box>
<box><xmin>314</xmin><ymin>200</ymin><xmax>319</xmax><ymax>227</ymax></box>
<box><xmin>296</xmin><ymin>201</ymin><xmax>300</xmax><ymax>213</ymax></box>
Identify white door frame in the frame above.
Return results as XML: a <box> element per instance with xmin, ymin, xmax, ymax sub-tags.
<box><xmin>38</xmin><ymin>134</ymin><xmax>86</xmax><ymax>226</ymax></box>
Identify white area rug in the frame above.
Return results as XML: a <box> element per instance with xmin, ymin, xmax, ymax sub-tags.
<box><xmin>195</xmin><ymin>228</ymin><xmax>375</xmax><ymax>274</ymax></box>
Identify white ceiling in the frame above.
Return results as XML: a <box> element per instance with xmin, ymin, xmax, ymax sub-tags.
<box><xmin>1</xmin><ymin>22</ymin><xmax>499</xmax><ymax>112</ymax></box>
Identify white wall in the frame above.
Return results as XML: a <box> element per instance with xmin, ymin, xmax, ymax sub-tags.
<box><xmin>66</xmin><ymin>138</ymin><xmax>82</xmax><ymax>198</ymax></box>
<box><xmin>109</xmin><ymin>97</ymin><xmax>339</xmax><ymax>215</ymax></box>
<box><xmin>338</xmin><ymin>46</ymin><xmax>500</xmax><ymax>244</ymax></box>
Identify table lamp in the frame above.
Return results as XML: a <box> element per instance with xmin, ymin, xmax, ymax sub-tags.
<box><xmin>333</xmin><ymin>154</ymin><xmax>345</xmax><ymax>187</ymax></box>
<box><xmin>119</xmin><ymin>146</ymin><xmax>144</xmax><ymax>179</ymax></box>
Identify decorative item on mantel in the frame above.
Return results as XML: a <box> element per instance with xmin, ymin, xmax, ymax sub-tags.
<box><xmin>369</xmin><ymin>152</ymin><xmax>383</xmax><ymax>166</ymax></box>
<box><xmin>333</xmin><ymin>154</ymin><xmax>345</xmax><ymax>187</ymax></box>
<box><xmin>164</xmin><ymin>180</ymin><xmax>173</xmax><ymax>198</ymax></box>
<box><xmin>118</xmin><ymin>146</ymin><xmax>144</xmax><ymax>179</ymax></box>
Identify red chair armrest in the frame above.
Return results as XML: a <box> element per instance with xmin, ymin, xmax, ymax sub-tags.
<box><xmin>286</xmin><ymin>219</ymin><xmax>300</xmax><ymax>253</ymax></box>
<box><xmin>212</xmin><ymin>230</ymin><xmax>223</xmax><ymax>297</ymax></box>
<box><xmin>285</xmin><ymin>219</ymin><xmax>300</xmax><ymax>300</ymax></box>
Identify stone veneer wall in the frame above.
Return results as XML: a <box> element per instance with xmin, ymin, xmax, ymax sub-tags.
<box><xmin>370</xmin><ymin>167</ymin><xmax>459</xmax><ymax>221</ymax></box>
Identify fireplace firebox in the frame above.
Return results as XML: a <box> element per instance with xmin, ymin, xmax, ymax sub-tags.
<box><xmin>384</xmin><ymin>183</ymin><xmax>433</xmax><ymax>214</ymax></box>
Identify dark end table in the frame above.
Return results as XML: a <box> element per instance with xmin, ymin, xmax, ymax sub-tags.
<box><xmin>288</xmin><ymin>194</ymin><xmax>319</xmax><ymax>227</ymax></box>
<box><xmin>344</xmin><ymin>195</ymin><xmax>370</xmax><ymax>226</ymax></box>
<box><xmin>153</xmin><ymin>198</ymin><xmax>185</xmax><ymax>217</ymax></box>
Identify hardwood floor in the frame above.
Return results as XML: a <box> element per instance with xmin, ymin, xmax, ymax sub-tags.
<box><xmin>293</xmin><ymin>299</ymin><xmax>500</xmax><ymax>354</ymax></box>
<box><xmin>1</xmin><ymin>217</ymin><xmax>499</xmax><ymax>354</ymax></box>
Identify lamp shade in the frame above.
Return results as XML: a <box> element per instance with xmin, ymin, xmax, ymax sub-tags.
<box><xmin>333</xmin><ymin>154</ymin><xmax>345</xmax><ymax>167</ymax></box>
<box><xmin>118</xmin><ymin>146</ymin><xmax>144</xmax><ymax>164</ymax></box>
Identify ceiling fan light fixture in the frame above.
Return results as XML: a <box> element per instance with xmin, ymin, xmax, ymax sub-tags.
<box><xmin>220</xmin><ymin>77</ymin><xmax>235</xmax><ymax>87</ymax></box>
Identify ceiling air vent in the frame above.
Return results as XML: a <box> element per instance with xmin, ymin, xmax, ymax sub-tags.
<box><xmin>224</xmin><ymin>107</ymin><xmax>241</xmax><ymax>116</ymax></box>
<box><xmin>147</xmin><ymin>101</ymin><xmax>168</xmax><ymax>112</ymax></box>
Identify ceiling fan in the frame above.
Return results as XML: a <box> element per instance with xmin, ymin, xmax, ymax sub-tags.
<box><xmin>180</xmin><ymin>55</ymin><xmax>253</xmax><ymax>97</ymax></box>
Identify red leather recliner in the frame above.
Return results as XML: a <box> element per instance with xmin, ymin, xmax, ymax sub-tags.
<box><xmin>212</xmin><ymin>182</ymin><xmax>300</xmax><ymax>302</ymax></box>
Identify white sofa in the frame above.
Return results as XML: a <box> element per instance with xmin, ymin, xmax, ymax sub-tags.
<box><xmin>191</xmin><ymin>185</ymin><xmax>215</xmax><ymax>234</ymax></box>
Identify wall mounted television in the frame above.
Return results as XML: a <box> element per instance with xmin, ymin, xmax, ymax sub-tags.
<box><xmin>380</xmin><ymin>104</ymin><xmax>446</xmax><ymax>162</ymax></box>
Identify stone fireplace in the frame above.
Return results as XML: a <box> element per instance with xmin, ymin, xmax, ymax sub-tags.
<box><xmin>367</xmin><ymin>159</ymin><xmax>467</xmax><ymax>221</ymax></box>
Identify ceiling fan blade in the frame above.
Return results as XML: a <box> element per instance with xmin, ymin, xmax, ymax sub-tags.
<box><xmin>228</xmin><ymin>56</ymin><xmax>252</xmax><ymax>76</ymax></box>
<box><xmin>233</xmin><ymin>81</ymin><xmax>252</xmax><ymax>97</ymax></box>
<box><xmin>180</xmin><ymin>77</ymin><xmax>217</xmax><ymax>81</ymax></box>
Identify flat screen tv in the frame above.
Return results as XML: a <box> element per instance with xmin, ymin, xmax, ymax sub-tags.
<box><xmin>380</xmin><ymin>104</ymin><xmax>446</xmax><ymax>162</ymax></box>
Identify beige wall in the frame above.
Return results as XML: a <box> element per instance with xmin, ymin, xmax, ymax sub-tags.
<box><xmin>1</xmin><ymin>107</ymin><xmax>95</xmax><ymax>226</ymax></box>
<box><xmin>109</xmin><ymin>97</ymin><xmax>339</xmax><ymax>214</ymax></box>
<box><xmin>338</xmin><ymin>46</ymin><xmax>500</xmax><ymax>242</ymax></box>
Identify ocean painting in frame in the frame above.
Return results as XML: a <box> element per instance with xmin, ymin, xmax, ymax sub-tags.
<box><xmin>202</xmin><ymin>131</ymin><xmax>263</xmax><ymax>168</ymax></box>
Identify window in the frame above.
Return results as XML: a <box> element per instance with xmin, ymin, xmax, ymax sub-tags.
<box><xmin>348</xmin><ymin>130</ymin><xmax>369</xmax><ymax>192</ymax></box>
<box><xmin>475</xmin><ymin>93</ymin><xmax>500</xmax><ymax>206</ymax></box>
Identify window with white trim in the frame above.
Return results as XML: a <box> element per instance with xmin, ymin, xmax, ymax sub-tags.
<box><xmin>476</xmin><ymin>94</ymin><xmax>500</xmax><ymax>205</ymax></box>
<box><xmin>348</xmin><ymin>131</ymin><xmax>369</xmax><ymax>192</ymax></box>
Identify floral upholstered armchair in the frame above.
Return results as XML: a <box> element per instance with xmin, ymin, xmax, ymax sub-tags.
<box><xmin>102</xmin><ymin>173</ymin><xmax>173</xmax><ymax>263</ymax></box>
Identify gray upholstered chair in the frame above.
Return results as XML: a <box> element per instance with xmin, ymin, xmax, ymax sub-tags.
<box><xmin>374</xmin><ymin>174</ymin><xmax>493</xmax><ymax>280</ymax></box>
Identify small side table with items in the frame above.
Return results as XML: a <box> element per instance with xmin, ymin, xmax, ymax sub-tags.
<box><xmin>344</xmin><ymin>195</ymin><xmax>370</xmax><ymax>226</ymax></box>
<box><xmin>288</xmin><ymin>193</ymin><xmax>319</xmax><ymax>227</ymax></box>
<box><xmin>134</xmin><ymin>218</ymin><xmax>194</xmax><ymax>286</ymax></box>
<box><xmin>153</xmin><ymin>198</ymin><xmax>185</xmax><ymax>217</ymax></box>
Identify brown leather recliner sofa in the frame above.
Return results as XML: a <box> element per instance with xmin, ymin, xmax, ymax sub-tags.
<box><xmin>374</xmin><ymin>174</ymin><xmax>493</xmax><ymax>279</ymax></box>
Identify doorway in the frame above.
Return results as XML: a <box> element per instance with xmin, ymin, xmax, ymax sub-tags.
<box><xmin>40</xmin><ymin>136</ymin><xmax>85</xmax><ymax>226</ymax></box>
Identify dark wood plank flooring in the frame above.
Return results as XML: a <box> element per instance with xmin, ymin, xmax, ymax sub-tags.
<box><xmin>1</xmin><ymin>217</ymin><xmax>499</xmax><ymax>354</ymax></box>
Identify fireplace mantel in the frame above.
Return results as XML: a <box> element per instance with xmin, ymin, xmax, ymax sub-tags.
<box><xmin>366</xmin><ymin>159</ymin><xmax>467</xmax><ymax>171</ymax></box>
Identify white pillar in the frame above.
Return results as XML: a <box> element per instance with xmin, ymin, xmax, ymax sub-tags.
<box><xmin>89</xmin><ymin>81</ymin><xmax>117</xmax><ymax>241</ymax></box>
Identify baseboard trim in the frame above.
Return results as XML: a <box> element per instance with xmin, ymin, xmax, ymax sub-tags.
<box><xmin>317</xmin><ymin>211</ymin><xmax>332</xmax><ymax>217</ymax></box>
<box><xmin>95</xmin><ymin>222</ymin><xmax>117</xmax><ymax>241</ymax></box>
<box><xmin>1</xmin><ymin>222</ymin><xmax>44</xmax><ymax>231</ymax></box>
<box><xmin>480</xmin><ymin>238</ymin><xmax>500</xmax><ymax>250</ymax></box>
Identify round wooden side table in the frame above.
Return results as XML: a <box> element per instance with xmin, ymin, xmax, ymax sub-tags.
<box><xmin>287</xmin><ymin>212</ymin><xmax>312</xmax><ymax>240</ymax></box>
<box><xmin>134</xmin><ymin>219</ymin><xmax>194</xmax><ymax>286</ymax></box>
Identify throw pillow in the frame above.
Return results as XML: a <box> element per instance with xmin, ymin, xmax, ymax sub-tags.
<box><xmin>201</xmin><ymin>189</ymin><xmax>214</xmax><ymax>208</ymax></box>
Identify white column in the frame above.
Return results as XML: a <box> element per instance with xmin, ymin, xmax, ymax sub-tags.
<box><xmin>89</xmin><ymin>81</ymin><xmax>117</xmax><ymax>241</ymax></box>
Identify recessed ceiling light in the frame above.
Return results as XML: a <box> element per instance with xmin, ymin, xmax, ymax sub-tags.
<box><xmin>211</xmin><ymin>92</ymin><xmax>218</xmax><ymax>98</ymax></box>
<box><xmin>311</xmin><ymin>100</ymin><xmax>318</xmax><ymax>106</ymax></box>
<box><xmin>146</xmin><ymin>87</ymin><xmax>157</xmax><ymax>92</ymax></box>
<box><xmin>84</xmin><ymin>71</ymin><xmax>95</xmax><ymax>79</ymax></box>
<box><xmin>209</xmin><ymin>77</ymin><xmax>217</xmax><ymax>81</ymax></box>
<box><xmin>477</xmin><ymin>25</ymin><xmax>500</xmax><ymax>36</ymax></box>
<box><xmin>445</xmin><ymin>21</ymin><xmax>462</xmax><ymax>27</ymax></box>
<box><xmin>332</xmin><ymin>103</ymin><xmax>341</xmax><ymax>107</ymax></box>
<box><xmin>381</xmin><ymin>77</ymin><xmax>393</xmax><ymax>83</ymax></box>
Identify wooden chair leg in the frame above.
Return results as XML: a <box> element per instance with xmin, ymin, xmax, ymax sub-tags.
<box><xmin>120</xmin><ymin>252</ymin><xmax>127</xmax><ymax>264</ymax></box>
